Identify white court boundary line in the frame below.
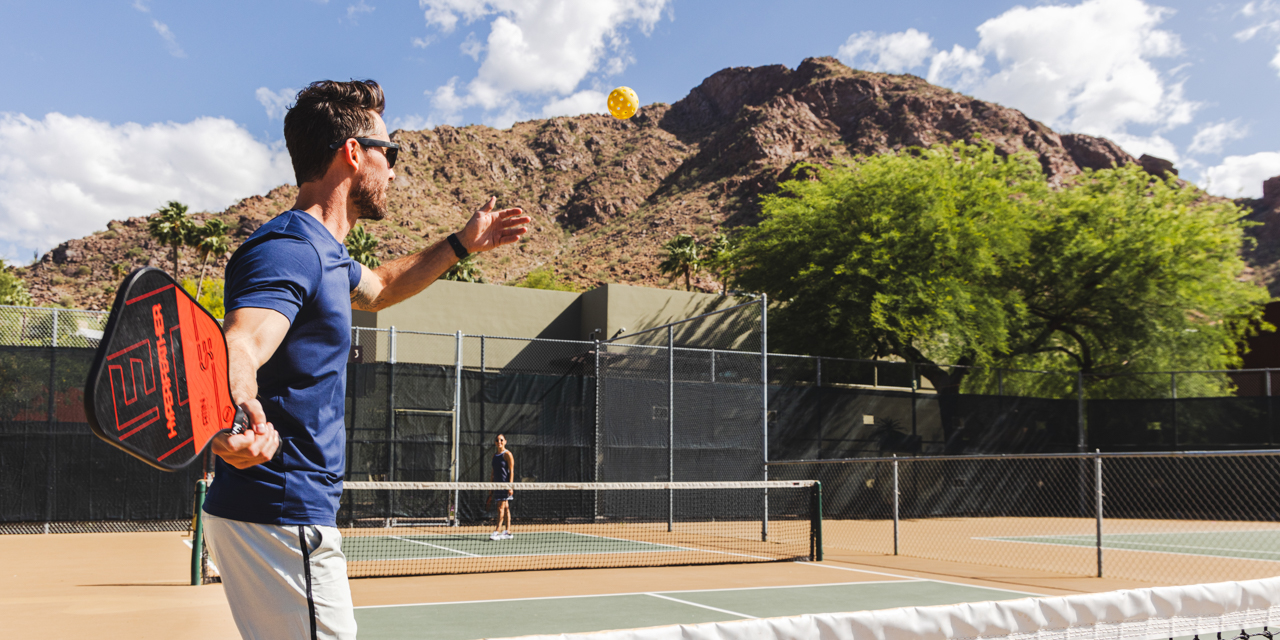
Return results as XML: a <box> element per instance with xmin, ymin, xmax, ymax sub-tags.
<box><xmin>355</xmin><ymin>580</ymin><xmax>911</xmax><ymax>610</ymax></box>
<box><xmin>387</xmin><ymin>535</ymin><xmax>480</xmax><ymax>557</ymax></box>
<box><xmin>645</xmin><ymin>593</ymin><xmax>757</xmax><ymax>619</ymax></box>
<box><xmin>797</xmin><ymin>561</ymin><xmax>1047</xmax><ymax>597</ymax></box>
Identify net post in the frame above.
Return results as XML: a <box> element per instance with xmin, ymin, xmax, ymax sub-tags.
<box><xmin>1095</xmin><ymin>449</ymin><xmax>1103</xmax><ymax>578</ymax></box>
<box><xmin>191</xmin><ymin>479</ymin><xmax>207</xmax><ymax>586</ymax></box>
<box><xmin>812</xmin><ymin>481</ymin><xmax>823</xmax><ymax>561</ymax></box>
<box><xmin>668</xmin><ymin>325</ymin><xmax>674</xmax><ymax>533</ymax></box>
<box><xmin>452</xmin><ymin>330</ymin><xmax>463</xmax><ymax>526</ymax></box>
<box><xmin>761</xmin><ymin>294</ymin><xmax>769</xmax><ymax>542</ymax></box>
<box><xmin>892</xmin><ymin>455</ymin><xmax>900</xmax><ymax>556</ymax></box>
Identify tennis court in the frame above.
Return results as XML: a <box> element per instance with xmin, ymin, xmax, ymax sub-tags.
<box><xmin>989</xmin><ymin>528</ymin><xmax>1280</xmax><ymax>561</ymax></box>
<box><xmin>354</xmin><ymin>574</ymin><xmax>1033</xmax><ymax>640</ymax></box>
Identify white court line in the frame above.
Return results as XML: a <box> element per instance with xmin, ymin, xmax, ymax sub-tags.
<box><xmin>796</xmin><ymin>562</ymin><xmax>1046</xmax><ymax>597</ymax></box>
<box><xmin>387</xmin><ymin>535</ymin><xmax>480</xmax><ymax>557</ymax></box>
<box><xmin>979</xmin><ymin>535</ymin><xmax>1280</xmax><ymax>559</ymax></box>
<box><xmin>645</xmin><ymin>592</ymin><xmax>757</xmax><ymax>619</ymax></box>
<box><xmin>355</xmin><ymin>580</ymin><xmax>903</xmax><ymax>609</ymax></box>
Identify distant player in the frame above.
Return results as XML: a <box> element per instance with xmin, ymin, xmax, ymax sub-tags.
<box><xmin>488</xmin><ymin>433</ymin><xmax>514</xmax><ymax>540</ymax></box>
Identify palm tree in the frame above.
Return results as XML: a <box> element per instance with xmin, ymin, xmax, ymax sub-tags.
<box><xmin>701</xmin><ymin>233</ymin><xmax>734</xmax><ymax>294</ymax></box>
<box><xmin>442</xmin><ymin>255</ymin><xmax>484</xmax><ymax>283</ymax></box>
<box><xmin>147</xmin><ymin>201</ymin><xmax>195</xmax><ymax>278</ymax></box>
<box><xmin>345</xmin><ymin>225</ymin><xmax>381</xmax><ymax>268</ymax></box>
<box><xmin>194</xmin><ymin>219</ymin><xmax>232</xmax><ymax>301</ymax></box>
<box><xmin>658</xmin><ymin>234</ymin><xmax>702</xmax><ymax>291</ymax></box>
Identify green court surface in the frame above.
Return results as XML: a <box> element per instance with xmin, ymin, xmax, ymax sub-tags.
<box><xmin>354</xmin><ymin>579</ymin><xmax>1031</xmax><ymax>640</ymax></box>
<box><xmin>987</xmin><ymin>529</ymin><xmax>1280</xmax><ymax>561</ymax></box>
<box><xmin>344</xmin><ymin>531</ymin><xmax>685</xmax><ymax>561</ymax></box>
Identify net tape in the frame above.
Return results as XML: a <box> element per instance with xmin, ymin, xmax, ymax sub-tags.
<box><xmin>505</xmin><ymin>576</ymin><xmax>1280</xmax><ymax>640</ymax></box>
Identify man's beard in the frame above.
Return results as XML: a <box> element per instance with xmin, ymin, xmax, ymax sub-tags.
<box><xmin>353</xmin><ymin>167</ymin><xmax>389</xmax><ymax>221</ymax></box>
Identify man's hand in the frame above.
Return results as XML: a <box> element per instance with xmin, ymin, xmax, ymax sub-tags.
<box><xmin>210</xmin><ymin>398</ymin><xmax>280</xmax><ymax>469</ymax></box>
<box><xmin>457</xmin><ymin>197</ymin><xmax>530</xmax><ymax>253</ymax></box>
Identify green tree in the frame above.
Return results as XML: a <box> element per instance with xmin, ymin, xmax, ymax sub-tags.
<box><xmin>659</xmin><ymin>234</ymin><xmax>702</xmax><ymax>291</ymax></box>
<box><xmin>193</xmin><ymin>219</ymin><xmax>232</xmax><ymax>301</ymax></box>
<box><xmin>731</xmin><ymin>141</ymin><xmax>1267</xmax><ymax>411</ymax></box>
<box><xmin>515</xmin><ymin>267</ymin><xmax>577</xmax><ymax>291</ymax></box>
<box><xmin>345</xmin><ymin>225</ymin><xmax>381</xmax><ymax>268</ymax></box>
<box><xmin>442</xmin><ymin>255</ymin><xmax>485</xmax><ymax>283</ymax></box>
<box><xmin>0</xmin><ymin>260</ymin><xmax>33</xmax><ymax>306</ymax></box>
<box><xmin>147</xmin><ymin>201</ymin><xmax>196</xmax><ymax>278</ymax></box>
<box><xmin>181</xmin><ymin>278</ymin><xmax>225</xmax><ymax>318</ymax></box>
<box><xmin>700</xmin><ymin>233</ymin><xmax>734</xmax><ymax>294</ymax></box>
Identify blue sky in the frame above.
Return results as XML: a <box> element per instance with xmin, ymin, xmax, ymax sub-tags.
<box><xmin>2</xmin><ymin>0</ymin><xmax>1279</xmax><ymax>265</ymax></box>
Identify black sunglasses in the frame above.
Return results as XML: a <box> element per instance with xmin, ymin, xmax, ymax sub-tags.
<box><xmin>329</xmin><ymin>137</ymin><xmax>399</xmax><ymax>168</ymax></box>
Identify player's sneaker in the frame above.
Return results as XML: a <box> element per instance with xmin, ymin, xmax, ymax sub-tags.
<box><xmin>500</xmin><ymin>531</ymin><xmax>513</xmax><ymax>539</ymax></box>
<box><xmin>489</xmin><ymin>531</ymin><xmax>500</xmax><ymax>540</ymax></box>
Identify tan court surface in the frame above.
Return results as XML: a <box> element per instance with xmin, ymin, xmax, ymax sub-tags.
<box><xmin>0</xmin><ymin>528</ymin><xmax>1159</xmax><ymax>640</ymax></box>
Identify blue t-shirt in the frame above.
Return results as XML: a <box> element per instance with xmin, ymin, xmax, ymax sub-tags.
<box><xmin>203</xmin><ymin>211</ymin><xmax>362</xmax><ymax>526</ymax></box>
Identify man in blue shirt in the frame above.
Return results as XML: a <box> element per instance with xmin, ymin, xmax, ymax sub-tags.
<box><xmin>201</xmin><ymin>79</ymin><xmax>529</xmax><ymax>640</ymax></box>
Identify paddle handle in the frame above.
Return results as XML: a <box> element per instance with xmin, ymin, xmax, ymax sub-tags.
<box><xmin>228</xmin><ymin>405</ymin><xmax>250</xmax><ymax>436</ymax></box>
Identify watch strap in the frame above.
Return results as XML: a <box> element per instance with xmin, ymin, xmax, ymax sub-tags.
<box><xmin>446</xmin><ymin>233</ymin><xmax>469</xmax><ymax>259</ymax></box>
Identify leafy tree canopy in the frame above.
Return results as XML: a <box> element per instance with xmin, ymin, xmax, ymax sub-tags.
<box><xmin>515</xmin><ymin>267</ymin><xmax>577</xmax><ymax>292</ymax></box>
<box><xmin>147</xmin><ymin>201</ymin><xmax>195</xmax><ymax>278</ymax></box>
<box><xmin>0</xmin><ymin>259</ymin><xmax>32</xmax><ymax>307</ymax></box>
<box><xmin>345</xmin><ymin>225</ymin><xmax>381</xmax><ymax>268</ymax></box>
<box><xmin>731</xmin><ymin>141</ymin><xmax>1270</xmax><ymax>398</ymax></box>
<box><xmin>442</xmin><ymin>255</ymin><xmax>485</xmax><ymax>283</ymax></box>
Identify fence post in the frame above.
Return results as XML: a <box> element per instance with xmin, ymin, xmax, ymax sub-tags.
<box><xmin>1171</xmin><ymin>372</ymin><xmax>1178</xmax><ymax>447</ymax></box>
<box><xmin>668</xmin><ymin>325</ymin><xmax>674</xmax><ymax>533</ymax></box>
<box><xmin>594</xmin><ymin>339</ymin><xmax>601</xmax><ymax>520</ymax></box>
<box><xmin>761</xmin><ymin>294</ymin><xmax>770</xmax><ymax>542</ymax></box>
<box><xmin>1095</xmin><ymin>450</ymin><xmax>1104</xmax><ymax>578</ymax></box>
<box><xmin>452</xmin><ymin>331</ymin><xmax>463</xmax><ymax>525</ymax></box>
<box><xmin>46</xmin><ymin>308</ymin><xmax>59</xmax><ymax>530</ymax></box>
<box><xmin>892</xmin><ymin>455</ymin><xmax>900</xmax><ymax>556</ymax></box>
<box><xmin>388</xmin><ymin>326</ymin><xmax>397</xmax><ymax>495</ymax></box>
<box><xmin>910</xmin><ymin>363</ymin><xmax>917</xmax><ymax>441</ymax></box>
<box><xmin>1077</xmin><ymin>371</ymin><xmax>1087</xmax><ymax>517</ymax></box>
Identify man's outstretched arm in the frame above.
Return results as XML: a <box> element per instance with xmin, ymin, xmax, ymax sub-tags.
<box><xmin>209</xmin><ymin>307</ymin><xmax>289</xmax><ymax>468</ymax></box>
<box><xmin>351</xmin><ymin>197</ymin><xmax>530</xmax><ymax>312</ymax></box>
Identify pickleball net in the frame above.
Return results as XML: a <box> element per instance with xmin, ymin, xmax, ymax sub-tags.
<box><xmin>333</xmin><ymin>480</ymin><xmax>821</xmax><ymax>578</ymax></box>
<box><xmin>511</xmin><ymin>576</ymin><xmax>1280</xmax><ymax>640</ymax></box>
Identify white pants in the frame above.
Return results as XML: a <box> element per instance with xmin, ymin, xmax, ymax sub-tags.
<box><xmin>204</xmin><ymin>512</ymin><xmax>358</xmax><ymax>640</ymax></box>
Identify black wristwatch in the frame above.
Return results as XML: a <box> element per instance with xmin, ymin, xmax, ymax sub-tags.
<box><xmin>446</xmin><ymin>233</ymin><xmax>469</xmax><ymax>259</ymax></box>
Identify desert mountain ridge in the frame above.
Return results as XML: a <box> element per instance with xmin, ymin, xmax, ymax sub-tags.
<box><xmin>14</xmin><ymin>56</ymin><xmax>1277</xmax><ymax>310</ymax></box>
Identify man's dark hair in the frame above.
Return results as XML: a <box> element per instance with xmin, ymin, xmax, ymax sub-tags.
<box><xmin>283</xmin><ymin>79</ymin><xmax>386</xmax><ymax>185</ymax></box>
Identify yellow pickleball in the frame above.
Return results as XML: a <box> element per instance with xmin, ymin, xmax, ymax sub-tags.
<box><xmin>608</xmin><ymin>86</ymin><xmax>639</xmax><ymax>120</ymax></box>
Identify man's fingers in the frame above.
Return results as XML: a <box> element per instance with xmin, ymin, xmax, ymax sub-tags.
<box><xmin>476</xmin><ymin>196</ymin><xmax>496</xmax><ymax>213</ymax></box>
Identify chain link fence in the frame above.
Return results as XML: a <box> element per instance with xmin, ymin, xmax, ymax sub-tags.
<box><xmin>769</xmin><ymin>451</ymin><xmax>1280</xmax><ymax>585</ymax></box>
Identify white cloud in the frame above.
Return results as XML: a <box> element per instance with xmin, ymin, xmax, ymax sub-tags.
<box><xmin>1189</xmin><ymin>120</ymin><xmax>1249</xmax><ymax>156</ymax></box>
<box><xmin>837</xmin><ymin>29</ymin><xmax>934</xmax><ymax>73</ymax></box>
<box><xmin>255</xmin><ymin>87</ymin><xmax>295</xmax><ymax>121</ymax></box>
<box><xmin>0</xmin><ymin>113</ymin><xmax>293</xmax><ymax>263</ymax></box>
<box><xmin>1202</xmin><ymin>152</ymin><xmax>1280</xmax><ymax>198</ymax></box>
<box><xmin>868</xmin><ymin>0</ymin><xmax>1194</xmax><ymax>163</ymax></box>
<box><xmin>927</xmin><ymin>44</ymin><xmax>986</xmax><ymax>88</ymax></box>
<box><xmin>420</xmin><ymin>0</ymin><xmax>669</xmax><ymax>127</ymax></box>
<box><xmin>347</xmin><ymin>0</ymin><xmax>374</xmax><ymax>23</ymax></box>
<box><xmin>541</xmin><ymin>90</ymin><xmax>608</xmax><ymax>118</ymax></box>
<box><xmin>388</xmin><ymin>114</ymin><xmax>433</xmax><ymax>132</ymax></box>
<box><xmin>151</xmin><ymin>20</ymin><xmax>186</xmax><ymax>58</ymax></box>
<box><xmin>460</xmin><ymin>32</ymin><xmax>484</xmax><ymax>60</ymax></box>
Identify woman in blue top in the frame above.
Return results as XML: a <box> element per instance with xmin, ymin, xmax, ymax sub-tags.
<box><xmin>488</xmin><ymin>434</ymin><xmax>515</xmax><ymax>540</ymax></box>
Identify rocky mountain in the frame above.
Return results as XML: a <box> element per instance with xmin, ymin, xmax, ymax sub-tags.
<box><xmin>17</xmin><ymin>56</ymin><xmax>1203</xmax><ymax>310</ymax></box>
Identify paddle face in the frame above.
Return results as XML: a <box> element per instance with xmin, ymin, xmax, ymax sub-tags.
<box><xmin>85</xmin><ymin>268</ymin><xmax>243</xmax><ymax>471</ymax></box>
